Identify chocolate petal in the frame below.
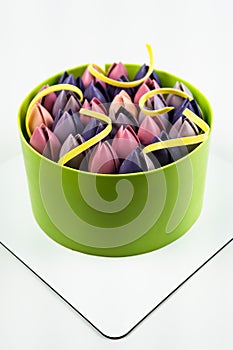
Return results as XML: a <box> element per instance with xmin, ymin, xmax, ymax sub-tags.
<box><xmin>40</xmin><ymin>85</ymin><xmax>57</xmax><ymax>114</ymax></box>
<box><xmin>107</xmin><ymin>75</ymin><xmax>135</xmax><ymax>100</ymax></box>
<box><xmin>150</xmin><ymin>133</ymin><xmax>170</xmax><ymax>167</ymax></box>
<box><xmin>107</xmin><ymin>62</ymin><xmax>128</xmax><ymax>80</ymax></box>
<box><xmin>62</xmin><ymin>73</ymin><xmax>77</xmax><ymax>86</ymax></box>
<box><xmin>134</xmin><ymin>82</ymin><xmax>150</xmax><ymax>104</ymax></box>
<box><xmin>166</xmin><ymin>81</ymin><xmax>193</xmax><ymax>108</ymax></box>
<box><xmin>150</xmin><ymin>70</ymin><xmax>161</xmax><ymax>86</ymax></box>
<box><xmin>82</xmin><ymin>119</ymin><xmax>102</xmax><ymax>141</ymax></box>
<box><xmin>59</xmin><ymin>134</ymin><xmax>85</xmax><ymax>169</ymax></box>
<box><xmin>109</xmin><ymin>90</ymin><xmax>138</xmax><ymax>119</ymax></box>
<box><xmin>30</xmin><ymin>124</ymin><xmax>61</xmax><ymax>161</ymax></box>
<box><xmin>112</xmin><ymin>125</ymin><xmax>140</xmax><ymax>159</ymax></box>
<box><xmin>178</xmin><ymin>119</ymin><xmax>198</xmax><ymax>137</ymax></box>
<box><xmin>84</xmin><ymin>81</ymin><xmax>107</xmax><ymax>104</ymax></box>
<box><xmin>76</xmin><ymin>76</ymin><xmax>85</xmax><ymax>93</ymax></box>
<box><xmin>134</xmin><ymin>64</ymin><xmax>161</xmax><ymax>86</ymax></box>
<box><xmin>171</xmin><ymin>98</ymin><xmax>190</xmax><ymax>124</ymax></box>
<box><xmin>79</xmin><ymin>99</ymin><xmax>91</xmax><ymax>126</ymax></box>
<box><xmin>134</xmin><ymin>64</ymin><xmax>147</xmax><ymax>81</ymax></box>
<box><xmin>139</xmin><ymin>150</ymin><xmax>155</xmax><ymax>171</ymax></box>
<box><xmin>69</xmin><ymin>110</ymin><xmax>84</xmax><ymax>134</ymax></box>
<box><xmin>119</xmin><ymin>147</ymin><xmax>148</xmax><ymax>174</ymax></box>
<box><xmin>52</xmin><ymin>109</ymin><xmax>63</xmax><ymax>131</ymax></box>
<box><xmin>188</xmin><ymin>99</ymin><xmax>202</xmax><ymax>119</ymax></box>
<box><xmin>163</xmin><ymin>129</ymin><xmax>188</xmax><ymax>161</ymax></box>
<box><xmin>137</xmin><ymin>116</ymin><xmax>161</xmax><ymax>145</ymax></box>
<box><xmin>28</xmin><ymin>103</ymin><xmax>53</xmax><ymax>134</ymax></box>
<box><xmin>58</xmin><ymin>71</ymin><xmax>69</xmax><ymax>84</ymax></box>
<box><xmin>52</xmin><ymin>90</ymin><xmax>67</xmax><ymax>117</ymax></box>
<box><xmin>82</xmin><ymin>67</ymin><xmax>94</xmax><ymax>88</ymax></box>
<box><xmin>169</xmin><ymin>117</ymin><xmax>183</xmax><ymax>138</ymax></box>
<box><xmin>114</xmin><ymin>107</ymin><xmax>139</xmax><ymax>131</ymax></box>
<box><xmin>63</xmin><ymin>95</ymin><xmax>81</xmax><ymax>113</ymax></box>
<box><xmin>59</xmin><ymin>134</ymin><xmax>78</xmax><ymax>158</ymax></box>
<box><xmin>95</xmin><ymin>81</ymin><xmax>110</xmax><ymax>103</ymax></box>
<box><xmin>53</xmin><ymin>111</ymin><xmax>78</xmax><ymax>143</ymax></box>
<box><xmin>88</xmin><ymin>141</ymin><xmax>119</xmax><ymax>174</ymax></box>
<box><xmin>90</xmin><ymin>97</ymin><xmax>107</xmax><ymax>115</ymax></box>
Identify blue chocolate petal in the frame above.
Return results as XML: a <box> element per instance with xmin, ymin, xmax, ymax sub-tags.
<box><xmin>82</xmin><ymin>119</ymin><xmax>102</xmax><ymax>141</ymax></box>
<box><xmin>119</xmin><ymin>147</ymin><xmax>143</xmax><ymax>174</ymax></box>
<box><xmin>134</xmin><ymin>64</ymin><xmax>161</xmax><ymax>86</ymax></box>
<box><xmin>134</xmin><ymin>64</ymin><xmax>147</xmax><ymax>81</ymax></box>
<box><xmin>84</xmin><ymin>81</ymin><xmax>107</xmax><ymax>104</ymax></box>
<box><xmin>171</xmin><ymin>98</ymin><xmax>190</xmax><ymax>124</ymax></box>
<box><xmin>150</xmin><ymin>133</ymin><xmax>170</xmax><ymax>166</ymax></box>
<box><xmin>63</xmin><ymin>74</ymin><xmax>77</xmax><ymax>87</ymax></box>
<box><xmin>188</xmin><ymin>99</ymin><xmax>203</xmax><ymax>119</ymax></box>
<box><xmin>58</xmin><ymin>71</ymin><xmax>69</xmax><ymax>84</ymax></box>
<box><xmin>76</xmin><ymin>76</ymin><xmax>85</xmax><ymax>93</ymax></box>
<box><xmin>107</xmin><ymin>75</ymin><xmax>135</xmax><ymax>99</ymax></box>
<box><xmin>70</xmin><ymin>110</ymin><xmax>84</xmax><ymax>134</ymax></box>
<box><xmin>95</xmin><ymin>82</ymin><xmax>110</xmax><ymax>103</ymax></box>
<box><xmin>52</xmin><ymin>109</ymin><xmax>63</xmax><ymax>130</ymax></box>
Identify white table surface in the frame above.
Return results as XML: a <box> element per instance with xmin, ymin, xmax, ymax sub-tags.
<box><xmin>0</xmin><ymin>0</ymin><xmax>233</xmax><ymax>348</ymax></box>
<box><xmin>1</xmin><ymin>238</ymin><xmax>232</xmax><ymax>349</ymax></box>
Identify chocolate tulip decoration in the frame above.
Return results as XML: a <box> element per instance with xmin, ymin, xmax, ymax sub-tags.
<box><xmin>27</xmin><ymin>103</ymin><xmax>53</xmax><ymax>135</ymax></box>
<box><xmin>59</xmin><ymin>134</ymin><xmax>88</xmax><ymax>169</ymax></box>
<box><xmin>112</xmin><ymin>125</ymin><xmax>140</xmax><ymax>159</ymax></box>
<box><xmin>53</xmin><ymin>110</ymin><xmax>84</xmax><ymax>144</ymax></box>
<box><xmin>166</xmin><ymin>81</ymin><xmax>193</xmax><ymax>108</ymax></box>
<box><xmin>26</xmin><ymin>45</ymin><xmax>210</xmax><ymax>174</ymax></box>
<box><xmin>88</xmin><ymin>141</ymin><xmax>120</xmax><ymax>174</ymax></box>
<box><xmin>119</xmin><ymin>146</ymin><xmax>154</xmax><ymax>174</ymax></box>
<box><xmin>30</xmin><ymin>124</ymin><xmax>61</xmax><ymax>161</ymax></box>
<box><xmin>40</xmin><ymin>85</ymin><xmax>57</xmax><ymax>113</ymax></box>
<box><xmin>52</xmin><ymin>90</ymin><xmax>81</xmax><ymax>117</ymax></box>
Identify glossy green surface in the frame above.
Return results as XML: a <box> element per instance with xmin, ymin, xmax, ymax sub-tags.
<box><xmin>18</xmin><ymin>64</ymin><xmax>213</xmax><ymax>256</ymax></box>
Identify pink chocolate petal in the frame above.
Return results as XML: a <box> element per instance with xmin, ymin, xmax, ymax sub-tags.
<box><xmin>88</xmin><ymin>141</ymin><xmax>119</xmax><ymax>174</ymax></box>
<box><xmin>30</xmin><ymin>124</ymin><xmax>61</xmax><ymax>161</ymax></box>
<box><xmin>137</xmin><ymin>116</ymin><xmax>161</xmax><ymax>145</ymax></box>
<box><xmin>112</xmin><ymin>125</ymin><xmax>140</xmax><ymax>159</ymax></box>
<box><xmin>107</xmin><ymin>62</ymin><xmax>128</xmax><ymax>80</ymax></box>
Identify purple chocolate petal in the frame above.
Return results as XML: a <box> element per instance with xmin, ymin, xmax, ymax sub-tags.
<box><xmin>63</xmin><ymin>95</ymin><xmax>81</xmax><ymax>113</ymax></box>
<box><xmin>53</xmin><ymin>111</ymin><xmax>79</xmax><ymax>143</ymax></box>
<box><xmin>82</xmin><ymin>119</ymin><xmax>104</xmax><ymax>141</ymax></box>
<box><xmin>52</xmin><ymin>90</ymin><xmax>67</xmax><ymax>117</ymax></box>
<box><xmin>62</xmin><ymin>73</ymin><xmax>77</xmax><ymax>87</ymax></box>
<box><xmin>59</xmin><ymin>134</ymin><xmax>86</xmax><ymax>169</ymax></box>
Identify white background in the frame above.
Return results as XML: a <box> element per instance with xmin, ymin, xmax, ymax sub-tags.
<box><xmin>0</xmin><ymin>0</ymin><xmax>233</xmax><ymax>349</ymax></box>
<box><xmin>0</xmin><ymin>0</ymin><xmax>232</xmax><ymax>163</ymax></box>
